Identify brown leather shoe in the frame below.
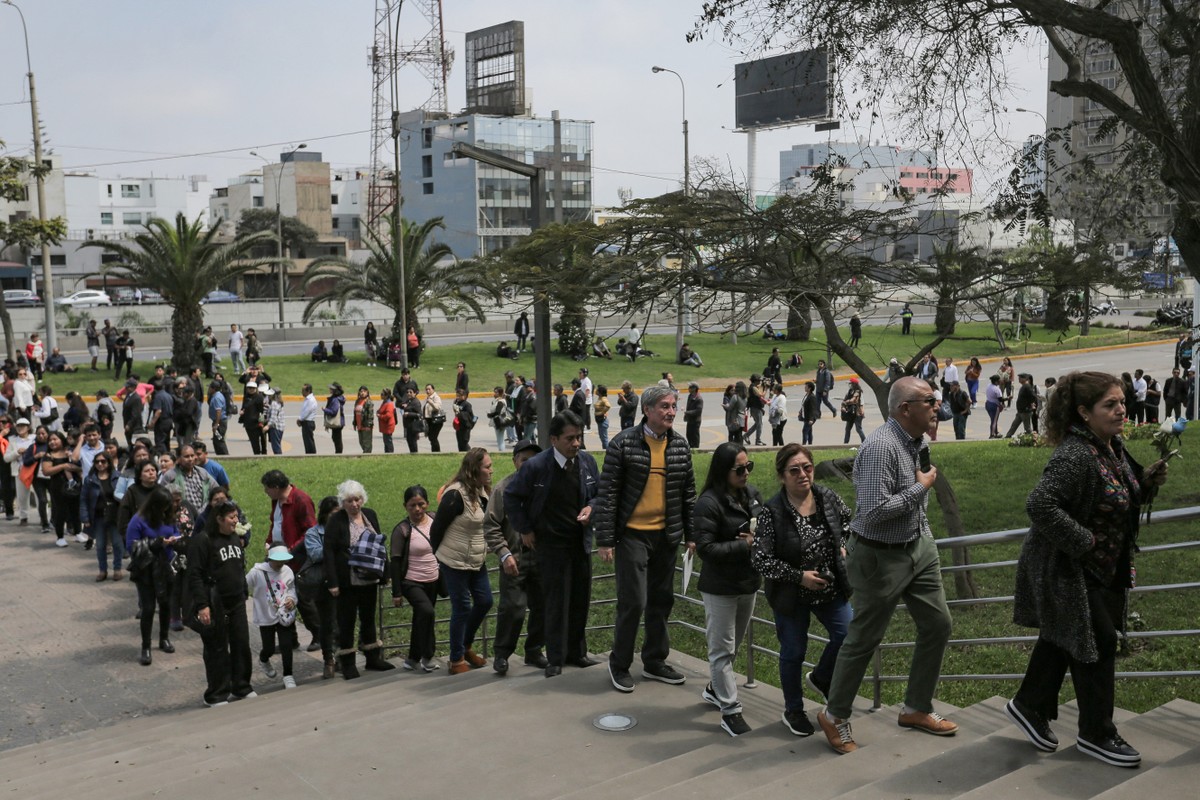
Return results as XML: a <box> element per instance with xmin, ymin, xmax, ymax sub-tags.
<box><xmin>448</xmin><ymin>659</ymin><xmax>471</xmax><ymax>675</ymax></box>
<box><xmin>898</xmin><ymin>710</ymin><xmax>958</xmax><ymax>736</ymax></box>
<box><xmin>111</xmin><ymin>570</ymin><xmax>124</xmax><ymax>581</ymax></box>
<box><xmin>464</xmin><ymin>648</ymin><xmax>487</xmax><ymax>668</ymax></box>
<box><xmin>95</xmin><ymin>572</ymin><xmax>108</xmax><ymax>582</ymax></box>
<box><xmin>817</xmin><ymin>710</ymin><xmax>858</xmax><ymax>754</ymax></box>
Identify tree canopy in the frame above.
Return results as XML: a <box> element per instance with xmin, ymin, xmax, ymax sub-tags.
<box><xmin>236</xmin><ymin>208</ymin><xmax>319</xmax><ymax>256</ymax></box>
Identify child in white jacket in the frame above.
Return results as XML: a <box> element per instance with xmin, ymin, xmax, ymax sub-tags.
<box><xmin>246</xmin><ymin>546</ymin><xmax>299</xmax><ymax>688</ymax></box>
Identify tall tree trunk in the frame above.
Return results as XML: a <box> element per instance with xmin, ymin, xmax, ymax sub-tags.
<box><xmin>1044</xmin><ymin>289</ymin><xmax>1071</xmax><ymax>332</ymax></box>
<box><xmin>931</xmin><ymin>471</ymin><xmax>979</xmax><ymax>599</ymax></box>
<box><xmin>785</xmin><ymin>292</ymin><xmax>813</xmax><ymax>340</ymax></box>
<box><xmin>172</xmin><ymin>303</ymin><xmax>204</xmax><ymax>372</ymax></box>
<box><xmin>934</xmin><ymin>297</ymin><xmax>957</xmax><ymax>335</ymax></box>
<box><xmin>0</xmin><ymin>296</ymin><xmax>15</xmax><ymax>360</ymax></box>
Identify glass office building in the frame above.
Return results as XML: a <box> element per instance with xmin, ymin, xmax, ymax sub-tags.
<box><xmin>399</xmin><ymin>111</ymin><xmax>593</xmax><ymax>259</ymax></box>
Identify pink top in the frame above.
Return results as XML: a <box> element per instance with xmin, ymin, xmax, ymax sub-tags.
<box><xmin>406</xmin><ymin>517</ymin><xmax>439</xmax><ymax>583</ymax></box>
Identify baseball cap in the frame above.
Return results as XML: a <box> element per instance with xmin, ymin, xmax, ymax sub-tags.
<box><xmin>266</xmin><ymin>546</ymin><xmax>292</xmax><ymax>562</ymax></box>
<box><xmin>15</xmin><ymin>418</ymin><xmax>30</xmax><ymax>426</ymax></box>
<box><xmin>246</xmin><ymin>382</ymin><xmax>258</xmax><ymax>389</ymax></box>
<box><xmin>512</xmin><ymin>440</ymin><xmax>542</xmax><ymax>459</ymax></box>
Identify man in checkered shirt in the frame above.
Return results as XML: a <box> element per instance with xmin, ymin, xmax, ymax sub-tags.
<box><xmin>818</xmin><ymin>377</ymin><xmax>957</xmax><ymax>754</ymax></box>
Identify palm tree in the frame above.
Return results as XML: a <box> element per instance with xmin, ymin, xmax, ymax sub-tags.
<box><xmin>301</xmin><ymin>214</ymin><xmax>497</xmax><ymax>341</ymax></box>
<box><xmin>82</xmin><ymin>213</ymin><xmax>277</xmax><ymax>370</ymax></box>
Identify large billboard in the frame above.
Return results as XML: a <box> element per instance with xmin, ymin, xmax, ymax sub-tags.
<box><xmin>734</xmin><ymin>48</ymin><xmax>831</xmax><ymax>131</ymax></box>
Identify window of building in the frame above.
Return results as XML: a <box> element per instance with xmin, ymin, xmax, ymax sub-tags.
<box><xmin>332</xmin><ymin>218</ymin><xmax>340</xmax><ymax>229</ymax></box>
<box><xmin>50</xmin><ymin>254</ymin><xmax>66</xmax><ymax>266</ymax></box>
<box><xmin>122</xmin><ymin>212</ymin><xmax>142</xmax><ymax>225</ymax></box>
<box><xmin>120</xmin><ymin>184</ymin><xmax>140</xmax><ymax>198</ymax></box>
<box><xmin>253</xmin><ymin>196</ymin><xmax>263</xmax><ymax>208</ymax></box>
<box><xmin>1087</xmin><ymin>58</ymin><xmax>1115</xmax><ymax>73</ymax></box>
<box><xmin>100</xmin><ymin>253</ymin><xmax>121</xmax><ymax>264</ymax></box>
<box><xmin>100</xmin><ymin>212</ymin><xmax>113</xmax><ymax>225</ymax></box>
<box><xmin>1088</xmin><ymin>132</ymin><xmax>1116</xmax><ymax>147</ymax></box>
<box><xmin>422</xmin><ymin>155</ymin><xmax>433</xmax><ymax>179</ymax></box>
<box><xmin>1098</xmin><ymin>76</ymin><xmax>1118</xmax><ymax>90</ymax></box>
<box><xmin>106</xmin><ymin>184</ymin><xmax>113</xmax><ymax>198</ymax></box>
<box><xmin>350</xmin><ymin>193</ymin><xmax>358</xmax><ymax>204</ymax></box>
<box><xmin>423</xmin><ymin>127</ymin><xmax>434</xmax><ymax>148</ymax></box>
<box><xmin>331</xmin><ymin>194</ymin><xmax>339</xmax><ymax>205</ymax></box>
<box><xmin>422</xmin><ymin>182</ymin><xmax>434</xmax><ymax>195</ymax></box>
<box><xmin>148</xmin><ymin>183</ymin><xmax>153</xmax><ymax>198</ymax></box>
<box><xmin>352</xmin><ymin>217</ymin><xmax>360</xmax><ymax>229</ymax></box>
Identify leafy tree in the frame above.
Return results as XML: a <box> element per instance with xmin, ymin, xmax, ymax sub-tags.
<box><xmin>480</xmin><ymin>221</ymin><xmax>622</xmax><ymax>358</ymax></box>
<box><xmin>0</xmin><ymin>142</ymin><xmax>67</xmax><ymax>359</ymax></box>
<box><xmin>236</xmin><ymin>208</ymin><xmax>319</xmax><ymax>256</ymax></box>
<box><xmin>692</xmin><ymin>0</ymin><xmax>1200</xmax><ymax>283</ymax></box>
<box><xmin>301</xmin><ymin>214</ymin><xmax>496</xmax><ymax>343</ymax></box>
<box><xmin>81</xmin><ymin>213</ymin><xmax>277</xmax><ymax>370</ymax></box>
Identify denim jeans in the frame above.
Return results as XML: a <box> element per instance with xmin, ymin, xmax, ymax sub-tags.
<box><xmin>442</xmin><ymin>564</ymin><xmax>494</xmax><ymax>662</ymax></box>
<box><xmin>268</xmin><ymin>427</ymin><xmax>283</xmax><ymax>454</ymax></box>
<box><xmin>985</xmin><ymin>401</ymin><xmax>1001</xmax><ymax>436</ymax></box>
<box><xmin>92</xmin><ymin>518</ymin><xmax>123</xmax><ymax>573</ymax></box>
<box><xmin>773</xmin><ymin>597</ymin><xmax>853</xmax><ymax>712</ymax></box>
<box><xmin>802</xmin><ymin>420</ymin><xmax>814</xmax><ymax>445</ymax></box>
<box><xmin>702</xmin><ymin>592</ymin><xmax>756</xmax><ymax>714</ymax></box>
<box><xmin>952</xmin><ymin>413</ymin><xmax>968</xmax><ymax>440</ymax></box>
<box><xmin>596</xmin><ymin>416</ymin><xmax>610</xmax><ymax>449</ymax></box>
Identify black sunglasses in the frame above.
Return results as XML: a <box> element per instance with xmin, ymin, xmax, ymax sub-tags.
<box><xmin>730</xmin><ymin>462</ymin><xmax>755</xmax><ymax>476</ymax></box>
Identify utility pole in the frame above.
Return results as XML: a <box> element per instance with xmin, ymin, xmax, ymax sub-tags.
<box><xmin>393</xmin><ymin>110</ymin><xmax>408</xmax><ymax>368</ymax></box>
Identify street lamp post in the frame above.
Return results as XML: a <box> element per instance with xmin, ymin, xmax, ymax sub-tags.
<box><xmin>251</xmin><ymin>143</ymin><xmax>306</xmax><ymax>325</ymax></box>
<box><xmin>652</xmin><ymin>66</ymin><xmax>690</xmax><ymax>357</ymax></box>
<box><xmin>4</xmin><ymin>0</ymin><xmax>57</xmax><ymax>351</ymax></box>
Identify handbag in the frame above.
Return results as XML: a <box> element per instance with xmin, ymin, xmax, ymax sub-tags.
<box><xmin>295</xmin><ymin>560</ymin><xmax>325</xmax><ymax>594</ymax></box>
<box><xmin>62</xmin><ymin>476</ymin><xmax>82</xmax><ymax>500</ymax></box>
<box><xmin>127</xmin><ymin>538</ymin><xmax>156</xmax><ymax>582</ymax></box>
<box><xmin>937</xmin><ymin>400</ymin><xmax>953</xmax><ymax>422</ymax></box>
<box><xmin>324</xmin><ymin>412</ymin><xmax>343</xmax><ymax>430</ymax></box>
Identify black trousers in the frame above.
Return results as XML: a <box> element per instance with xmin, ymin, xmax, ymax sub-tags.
<box><xmin>330</xmin><ymin>427</ymin><xmax>343</xmax><ymax>454</ymax></box>
<box><xmin>405</xmin><ymin>429</ymin><xmax>419</xmax><ymax>453</ymax></box>
<box><xmin>300</xmin><ymin>420</ymin><xmax>317</xmax><ymax>454</ymax></box>
<box><xmin>426</xmin><ymin>421</ymin><xmax>443</xmax><ymax>452</ymax></box>
<box><xmin>32</xmin><ymin>478</ymin><xmax>50</xmax><ymax>529</ymax></box>
<box><xmin>294</xmin><ymin>574</ymin><xmax>321</xmax><ymax>642</ymax></box>
<box><xmin>258</xmin><ymin>623</ymin><xmax>297</xmax><ymax>676</ymax></box>
<box><xmin>243</xmin><ymin>423</ymin><xmax>264</xmax><ymax>455</ymax></box>
<box><xmin>336</xmin><ymin>583</ymin><xmax>378</xmax><ymax>651</ymax></box>
<box><xmin>455</xmin><ymin>425</ymin><xmax>471</xmax><ymax>452</ymax></box>
<box><xmin>136</xmin><ymin>576</ymin><xmax>171</xmax><ymax>647</ymax></box>
<box><xmin>1014</xmin><ymin>585</ymin><xmax>1123</xmax><ymax>740</ymax></box>
<box><xmin>106</xmin><ymin>344</ymin><xmax>118</xmax><ymax>370</ymax></box>
<box><xmin>771</xmin><ymin>421</ymin><xmax>786</xmax><ymax>446</ymax></box>
<box><xmin>153</xmin><ymin>422</ymin><xmax>173</xmax><ymax>451</ymax></box>
<box><xmin>493</xmin><ymin>547</ymin><xmax>544</xmax><ymax>660</ymax></box>
<box><xmin>686</xmin><ymin>420</ymin><xmax>701</xmax><ymax>449</ymax></box>
<box><xmin>400</xmin><ymin>579</ymin><xmax>439</xmax><ymax>661</ymax></box>
<box><xmin>211</xmin><ymin>418</ymin><xmax>229</xmax><ymax>456</ymax></box>
<box><xmin>313</xmin><ymin>582</ymin><xmax>337</xmax><ymax>662</ymax></box>
<box><xmin>609</xmin><ymin>528</ymin><xmax>678</xmax><ymax>672</ymax></box>
<box><xmin>200</xmin><ymin>598</ymin><xmax>253</xmax><ymax>704</ymax></box>
<box><xmin>537</xmin><ymin>543</ymin><xmax>590</xmax><ymax>666</ymax></box>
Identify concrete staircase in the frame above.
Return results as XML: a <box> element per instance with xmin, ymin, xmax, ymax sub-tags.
<box><xmin>1</xmin><ymin>652</ymin><xmax>1197</xmax><ymax>799</ymax></box>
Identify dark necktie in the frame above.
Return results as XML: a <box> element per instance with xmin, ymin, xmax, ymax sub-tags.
<box><xmin>566</xmin><ymin>457</ymin><xmax>578</xmax><ymax>475</ymax></box>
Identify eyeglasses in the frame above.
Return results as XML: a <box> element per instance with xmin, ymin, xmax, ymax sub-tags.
<box><xmin>906</xmin><ymin>396</ymin><xmax>938</xmax><ymax>407</ymax></box>
<box><xmin>730</xmin><ymin>462</ymin><xmax>755</xmax><ymax>476</ymax></box>
<box><xmin>786</xmin><ymin>464</ymin><xmax>815</xmax><ymax>475</ymax></box>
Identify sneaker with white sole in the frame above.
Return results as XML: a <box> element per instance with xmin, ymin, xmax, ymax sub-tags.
<box><xmin>282</xmin><ymin>675</ymin><xmax>297</xmax><ymax>690</ymax></box>
<box><xmin>258</xmin><ymin>659</ymin><xmax>277</xmax><ymax>680</ymax></box>
<box><xmin>1076</xmin><ymin>733</ymin><xmax>1140</xmax><ymax>767</ymax></box>
<box><xmin>74</xmin><ymin>532</ymin><xmax>89</xmax><ymax>543</ymax></box>
<box><xmin>642</xmin><ymin>662</ymin><xmax>686</xmax><ymax>685</ymax></box>
<box><xmin>804</xmin><ymin>670</ymin><xmax>830</xmax><ymax>704</ymax></box>
<box><xmin>55</xmin><ymin>537</ymin><xmax>67</xmax><ymax>548</ymax></box>
<box><xmin>1004</xmin><ymin>698</ymin><xmax>1058</xmax><ymax>752</ymax></box>
<box><xmin>701</xmin><ymin>683</ymin><xmax>721</xmax><ymax>708</ymax></box>
<box><xmin>203</xmin><ymin>699</ymin><xmax>229</xmax><ymax>708</ymax></box>
<box><xmin>419</xmin><ymin>658</ymin><xmax>440</xmax><ymax>673</ymax></box>
<box><xmin>721</xmin><ymin>712</ymin><xmax>752</xmax><ymax>737</ymax></box>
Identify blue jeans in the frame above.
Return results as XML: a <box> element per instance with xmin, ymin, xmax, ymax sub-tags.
<box><xmin>952</xmin><ymin>413</ymin><xmax>968</xmax><ymax>440</ymax></box>
<box><xmin>966</xmin><ymin>379</ymin><xmax>979</xmax><ymax>404</ymax></box>
<box><xmin>268</xmin><ymin>427</ymin><xmax>283</xmax><ymax>454</ymax></box>
<box><xmin>442</xmin><ymin>564</ymin><xmax>494</xmax><ymax>662</ymax></box>
<box><xmin>596</xmin><ymin>416</ymin><xmax>610</xmax><ymax>449</ymax></box>
<box><xmin>773</xmin><ymin>597</ymin><xmax>853</xmax><ymax>712</ymax></box>
<box><xmin>802</xmin><ymin>420</ymin><xmax>814</xmax><ymax>445</ymax></box>
<box><xmin>985</xmin><ymin>401</ymin><xmax>1000</xmax><ymax>436</ymax></box>
<box><xmin>92</xmin><ymin>518</ymin><xmax>123</xmax><ymax>572</ymax></box>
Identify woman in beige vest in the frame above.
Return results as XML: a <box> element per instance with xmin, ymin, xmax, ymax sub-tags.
<box><xmin>429</xmin><ymin>448</ymin><xmax>494</xmax><ymax>674</ymax></box>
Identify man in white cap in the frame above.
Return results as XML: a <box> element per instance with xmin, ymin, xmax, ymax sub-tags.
<box><xmin>4</xmin><ymin>419</ymin><xmax>35</xmax><ymax>524</ymax></box>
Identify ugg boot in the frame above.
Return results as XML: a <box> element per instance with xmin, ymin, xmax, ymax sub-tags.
<box><xmin>363</xmin><ymin>641</ymin><xmax>395</xmax><ymax>671</ymax></box>
<box><xmin>338</xmin><ymin>650</ymin><xmax>360</xmax><ymax>680</ymax></box>
<box><xmin>448</xmin><ymin>659</ymin><xmax>470</xmax><ymax>675</ymax></box>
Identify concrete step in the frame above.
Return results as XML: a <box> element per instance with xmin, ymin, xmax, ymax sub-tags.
<box><xmin>716</xmin><ymin>697</ymin><xmax>1005</xmax><ymax>800</ymax></box>
<box><xmin>951</xmin><ymin>699</ymin><xmax>1200</xmax><ymax>800</ymax></box>
<box><xmin>1089</xmin><ymin>741</ymin><xmax>1200</xmax><ymax>799</ymax></box>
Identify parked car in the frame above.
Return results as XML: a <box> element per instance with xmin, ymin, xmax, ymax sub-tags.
<box><xmin>3</xmin><ymin>289</ymin><xmax>41</xmax><ymax>307</ymax></box>
<box><xmin>200</xmin><ymin>289</ymin><xmax>241</xmax><ymax>304</ymax></box>
<box><xmin>56</xmin><ymin>289</ymin><xmax>112</xmax><ymax>308</ymax></box>
<box><xmin>112</xmin><ymin>287</ymin><xmax>164</xmax><ymax>304</ymax></box>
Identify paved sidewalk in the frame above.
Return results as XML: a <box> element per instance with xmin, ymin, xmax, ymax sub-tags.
<box><xmin>0</xmin><ymin>518</ymin><xmax>323</xmax><ymax>752</ymax></box>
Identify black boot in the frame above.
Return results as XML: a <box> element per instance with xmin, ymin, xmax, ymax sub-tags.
<box><xmin>339</xmin><ymin>653</ymin><xmax>360</xmax><ymax>680</ymax></box>
<box><xmin>139</xmin><ymin>648</ymin><xmax>152</xmax><ymax>666</ymax></box>
<box><xmin>363</xmin><ymin>643</ymin><xmax>395</xmax><ymax>671</ymax></box>
<box><xmin>159</xmin><ymin>638</ymin><xmax>175</xmax><ymax>653</ymax></box>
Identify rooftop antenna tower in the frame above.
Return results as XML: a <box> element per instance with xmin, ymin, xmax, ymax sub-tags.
<box><xmin>366</xmin><ymin>0</ymin><xmax>453</xmax><ymax>232</ymax></box>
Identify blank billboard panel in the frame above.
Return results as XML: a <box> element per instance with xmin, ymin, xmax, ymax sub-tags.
<box><xmin>735</xmin><ymin>49</ymin><xmax>830</xmax><ymax>131</ymax></box>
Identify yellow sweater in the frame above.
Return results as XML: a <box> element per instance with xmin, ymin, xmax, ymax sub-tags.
<box><xmin>626</xmin><ymin>434</ymin><xmax>667</xmax><ymax>531</ymax></box>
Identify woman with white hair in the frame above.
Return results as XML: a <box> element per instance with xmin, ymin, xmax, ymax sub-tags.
<box><xmin>322</xmin><ymin>479</ymin><xmax>392</xmax><ymax>679</ymax></box>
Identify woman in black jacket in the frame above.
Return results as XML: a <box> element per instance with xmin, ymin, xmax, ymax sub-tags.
<box><xmin>751</xmin><ymin>443</ymin><xmax>853</xmax><ymax>738</ymax></box>
<box><xmin>322</xmin><ymin>479</ymin><xmax>392</xmax><ymax>679</ymax></box>
<box><xmin>692</xmin><ymin>442</ymin><xmax>763</xmax><ymax>738</ymax></box>
<box><xmin>80</xmin><ymin>451</ymin><xmax>120</xmax><ymax>580</ymax></box>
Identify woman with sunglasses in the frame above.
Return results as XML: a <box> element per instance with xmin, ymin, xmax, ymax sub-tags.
<box><xmin>693</xmin><ymin>442</ymin><xmax>764</xmax><ymax>737</ymax></box>
<box><xmin>752</xmin><ymin>443</ymin><xmax>853</xmax><ymax>738</ymax></box>
<box><xmin>81</xmin><ymin>452</ymin><xmax>122</xmax><ymax>580</ymax></box>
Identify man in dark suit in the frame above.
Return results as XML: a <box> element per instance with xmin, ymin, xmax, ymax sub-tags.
<box><xmin>505</xmin><ymin>411</ymin><xmax>601</xmax><ymax>677</ymax></box>
<box><xmin>683</xmin><ymin>382</ymin><xmax>703</xmax><ymax>449</ymax></box>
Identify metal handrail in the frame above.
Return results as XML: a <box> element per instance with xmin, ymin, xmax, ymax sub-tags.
<box><xmin>378</xmin><ymin>505</ymin><xmax>1200</xmax><ymax>706</ymax></box>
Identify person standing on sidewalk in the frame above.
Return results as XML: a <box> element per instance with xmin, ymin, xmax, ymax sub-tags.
<box><xmin>683</xmin><ymin>383</ymin><xmax>703</xmax><ymax>449</ymax></box>
<box><xmin>594</xmin><ymin>384</ymin><xmax>696</xmax><ymax>693</ymax></box>
<box><xmin>102</xmin><ymin>320</ymin><xmax>119</xmax><ymax>372</ymax></box>
<box><xmin>505</xmin><ymin>415</ymin><xmax>601</xmax><ymax>678</ymax></box>
<box><xmin>817</xmin><ymin>376</ymin><xmax>956</xmax><ymax>754</ymax></box>
<box><xmin>353</xmin><ymin>386</ymin><xmax>374</xmax><ymax>454</ymax></box>
<box><xmin>815</xmin><ymin>360</ymin><xmax>837</xmax><ymax>418</ymax></box>
<box><xmin>261</xmin><ymin>469</ymin><xmax>321</xmax><ymax>653</ymax></box>
<box><xmin>484</xmin><ymin>441</ymin><xmax>547</xmax><ymax>675</ymax></box>
<box><xmin>228</xmin><ymin>324</ymin><xmax>245</xmax><ymax>376</ymax></box>
<box><xmin>297</xmin><ymin>383</ymin><xmax>319</xmax><ymax>454</ymax></box>
<box><xmin>1005</xmin><ymin>373</ymin><xmax>1038</xmax><ymax>438</ymax></box>
<box><xmin>207</xmin><ymin>381</ymin><xmax>229</xmax><ymax>456</ymax></box>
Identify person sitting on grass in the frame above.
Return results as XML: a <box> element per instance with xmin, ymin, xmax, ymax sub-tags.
<box><xmin>44</xmin><ymin>347</ymin><xmax>78</xmax><ymax>373</ymax></box>
<box><xmin>496</xmin><ymin>341</ymin><xmax>519</xmax><ymax>360</ymax></box>
<box><xmin>328</xmin><ymin>340</ymin><xmax>347</xmax><ymax>364</ymax></box>
<box><xmin>679</xmin><ymin>343</ymin><xmax>703</xmax><ymax>368</ymax></box>
<box><xmin>311</xmin><ymin>341</ymin><xmax>328</xmax><ymax>363</ymax></box>
<box><xmin>786</xmin><ymin>352</ymin><xmax>804</xmax><ymax>369</ymax></box>
<box><xmin>593</xmin><ymin>337</ymin><xmax>613</xmax><ymax>360</ymax></box>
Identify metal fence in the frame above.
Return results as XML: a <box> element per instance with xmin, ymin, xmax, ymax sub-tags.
<box><xmin>380</xmin><ymin>505</ymin><xmax>1200</xmax><ymax>705</ymax></box>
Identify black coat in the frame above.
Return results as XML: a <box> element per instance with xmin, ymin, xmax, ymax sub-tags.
<box><xmin>593</xmin><ymin>421</ymin><xmax>695</xmax><ymax>547</ymax></box>
<box><xmin>323</xmin><ymin>507</ymin><xmax>384</xmax><ymax>592</ymax></box>
<box><xmin>692</xmin><ymin>486</ymin><xmax>764</xmax><ymax>595</ymax></box>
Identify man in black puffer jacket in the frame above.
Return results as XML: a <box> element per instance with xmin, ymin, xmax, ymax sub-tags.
<box><xmin>594</xmin><ymin>384</ymin><xmax>696</xmax><ymax>693</ymax></box>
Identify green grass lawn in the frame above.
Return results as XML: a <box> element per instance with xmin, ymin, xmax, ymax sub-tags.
<box><xmin>50</xmin><ymin>321</ymin><xmax>1175</xmax><ymax>399</ymax></box>
<box><xmin>223</xmin><ymin>437</ymin><xmax>1200</xmax><ymax>712</ymax></box>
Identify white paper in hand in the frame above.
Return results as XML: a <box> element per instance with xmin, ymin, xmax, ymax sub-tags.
<box><xmin>681</xmin><ymin>548</ymin><xmax>694</xmax><ymax>594</ymax></box>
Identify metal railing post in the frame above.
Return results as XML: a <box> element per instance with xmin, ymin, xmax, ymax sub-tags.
<box><xmin>744</xmin><ymin>616</ymin><xmax>757</xmax><ymax>688</ymax></box>
<box><xmin>872</xmin><ymin>647</ymin><xmax>883</xmax><ymax>710</ymax></box>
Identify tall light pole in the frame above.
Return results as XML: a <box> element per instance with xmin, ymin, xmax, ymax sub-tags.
<box><xmin>251</xmin><ymin>143</ymin><xmax>306</xmax><ymax>324</ymax></box>
<box><xmin>4</xmin><ymin>0</ymin><xmax>56</xmax><ymax>351</ymax></box>
<box><xmin>652</xmin><ymin>65</ymin><xmax>690</xmax><ymax>356</ymax></box>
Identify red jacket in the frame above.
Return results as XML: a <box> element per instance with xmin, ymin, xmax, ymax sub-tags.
<box><xmin>267</xmin><ymin>486</ymin><xmax>316</xmax><ymax>561</ymax></box>
<box><xmin>377</xmin><ymin>399</ymin><xmax>396</xmax><ymax>436</ymax></box>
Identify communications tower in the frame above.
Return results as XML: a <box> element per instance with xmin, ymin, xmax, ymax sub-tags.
<box><xmin>366</xmin><ymin>0</ymin><xmax>453</xmax><ymax>232</ymax></box>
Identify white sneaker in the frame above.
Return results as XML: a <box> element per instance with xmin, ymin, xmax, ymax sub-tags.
<box><xmin>55</xmin><ymin>537</ymin><xmax>67</xmax><ymax>548</ymax></box>
<box><xmin>75</xmin><ymin>532</ymin><xmax>89</xmax><ymax>543</ymax></box>
<box><xmin>258</xmin><ymin>659</ymin><xmax>277</xmax><ymax>679</ymax></box>
<box><xmin>420</xmin><ymin>658</ymin><xmax>441</xmax><ymax>672</ymax></box>
<box><xmin>282</xmin><ymin>675</ymin><xmax>297</xmax><ymax>690</ymax></box>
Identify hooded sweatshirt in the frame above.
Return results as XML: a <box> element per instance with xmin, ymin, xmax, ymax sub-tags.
<box><xmin>188</xmin><ymin>527</ymin><xmax>247</xmax><ymax>611</ymax></box>
<box><xmin>245</xmin><ymin>561</ymin><xmax>297</xmax><ymax>627</ymax></box>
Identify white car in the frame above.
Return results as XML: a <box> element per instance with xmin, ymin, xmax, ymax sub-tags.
<box><xmin>56</xmin><ymin>289</ymin><xmax>113</xmax><ymax>307</ymax></box>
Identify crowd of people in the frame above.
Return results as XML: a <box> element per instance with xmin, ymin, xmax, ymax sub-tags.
<box><xmin>4</xmin><ymin>351</ymin><xmax>1174</xmax><ymax>770</ymax></box>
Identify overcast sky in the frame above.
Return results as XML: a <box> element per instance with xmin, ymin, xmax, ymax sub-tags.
<box><xmin>0</xmin><ymin>0</ymin><xmax>1048</xmax><ymax>207</ymax></box>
